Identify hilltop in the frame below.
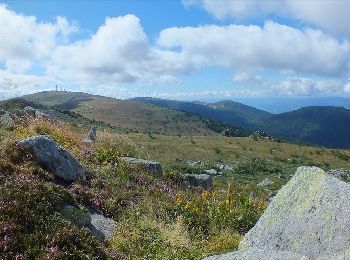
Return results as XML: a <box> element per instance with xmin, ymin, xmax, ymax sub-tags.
<box><xmin>23</xmin><ymin>91</ymin><xmax>250</xmax><ymax>137</ymax></box>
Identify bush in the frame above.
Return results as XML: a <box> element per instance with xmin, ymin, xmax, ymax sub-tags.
<box><xmin>176</xmin><ymin>184</ymin><xmax>266</xmax><ymax>236</ymax></box>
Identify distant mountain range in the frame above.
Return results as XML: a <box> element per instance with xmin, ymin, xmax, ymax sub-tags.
<box><xmin>228</xmin><ymin>96</ymin><xmax>350</xmax><ymax>113</ymax></box>
<box><xmin>132</xmin><ymin>97</ymin><xmax>350</xmax><ymax>149</ymax></box>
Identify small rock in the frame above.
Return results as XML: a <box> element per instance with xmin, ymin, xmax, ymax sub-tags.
<box><xmin>187</xmin><ymin>160</ymin><xmax>201</xmax><ymax>167</ymax></box>
<box><xmin>90</xmin><ymin>213</ymin><xmax>116</xmax><ymax>241</ymax></box>
<box><xmin>19</xmin><ymin>135</ymin><xmax>86</xmax><ymax>181</ymax></box>
<box><xmin>257</xmin><ymin>178</ymin><xmax>274</xmax><ymax>187</ymax></box>
<box><xmin>183</xmin><ymin>173</ymin><xmax>212</xmax><ymax>190</ymax></box>
<box><xmin>120</xmin><ymin>157</ymin><xmax>163</xmax><ymax>176</ymax></box>
<box><xmin>204</xmin><ymin>169</ymin><xmax>223</xmax><ymax>176</ymax></box>
<box><xmin>83</xmin><ymin>126</ymin><xmax>97</xmax><ymax>143</ymax></box>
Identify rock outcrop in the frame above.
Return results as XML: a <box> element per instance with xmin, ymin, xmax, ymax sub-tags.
<box><xmin>83</xmin><ymin>126</ymin><xmax>97</xmax><ymax>143</ymax></box>
<box><xmin>0</xmin><ymin>112</ymin><xmax>17</xmax><ymax>130</ymax></box>
<box><xmin>205</xmin><ymin>166</ymin><xmax>350</xmax><ymax>259</ymax></box>
<box><xmin>19</xmin><ymin>135</ymin><xmax>86</xmax><ymax>181</ymax></box>
<box><xmin>183</xmin><ymin>173</ymin><xmax>212</xmax><ymax>190</ymax></box>
<box><xmin>120</xmin><ymin>157</ymin><xmax>163</xmax><ymax>176</ymax></box>
<box><xmin>61</xmin><ymin>205</ymin><xmax>116</xmax><ymax>241</ymax></box>
<box><xmin>90</xmin><ymin>213</ymin><xmax>116</xmax><ymax>241</ymax></box>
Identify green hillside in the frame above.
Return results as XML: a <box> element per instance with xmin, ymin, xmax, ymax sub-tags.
<box><xmin>133</xmin><ymin>97</ymin><xmax>350</xmax><ymax>148</ymax></box>
<box><xmin>23</xmin><ymin>91</ymin><xmax>250</xmax><ymax>136</ymax></box>
<box><xmin>131</xmin><ymin>97</ymin><xmax>271</xmax><ymax>129</ymax></box>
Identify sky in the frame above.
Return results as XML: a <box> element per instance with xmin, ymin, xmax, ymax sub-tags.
<box><xmin>1</xmin><ymin>0</ymin><xmax>350</xmax><ymax>101</ymax></box>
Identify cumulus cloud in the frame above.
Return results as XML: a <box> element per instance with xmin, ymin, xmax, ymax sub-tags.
<box><xmin>1</xmin><ymin>3</ymin><xmax>350</xmax><ymax>98</ymax></box>
<box><xmin>158</xmin><ymin>21</ymin><xmax>349</xmax><ymax>76</ymax></box>
<box><xmin>0</xmin><ymin>70</ymin><xmax>54</xmax><ymax>99</ymax></box>
<box><xmin>48</xmin><ymin>15</ymin><xmax>184</xmax><ymax>84</ymax></box>
<box><xmin>0</xmin><ymin>4</ymin><xmax>77</xmax><ymax>73</ymax></box>
<box><xmin>183</xmin><ymin>0</ymin><xmax>350</xmax><ymax>37</ymax></box>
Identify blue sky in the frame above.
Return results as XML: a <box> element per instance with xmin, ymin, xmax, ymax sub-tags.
<box><xmin>1</xmin><ymin>0</ymin><xmax>350</xmax><ymax>100</ymax></box>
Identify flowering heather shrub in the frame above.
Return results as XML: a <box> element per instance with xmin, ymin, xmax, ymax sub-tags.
<box><xmin>0</xmin><ymin>174</ymin><xmax>107</xmax><ymax>259</ymax></box>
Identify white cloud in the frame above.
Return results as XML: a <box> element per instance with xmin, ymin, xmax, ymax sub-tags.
<box><xmin>49</xmin><ymin>15</ymin><xmax>183</xmax><ymax>84</ymax></box>
<box><xmin>184</xmin><ymin>0</ymin><xmax>350</xmax><ymax>37</ymax></box>
<box><xmin>158</xmin><ymin>21</ymin><xmax>349</xmax><ymax>76</ymax></box>
<box><xmin>0</xmin><ymin>4</ymin><xmax>77</xmax><ymax>73</ymax></box>
<box><xmin>0</xmin><ymin>69</ymin><xmax>54</xmax><ymax>99</ymax></box>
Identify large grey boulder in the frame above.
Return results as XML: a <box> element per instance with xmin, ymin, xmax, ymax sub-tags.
<box><xmin>83</xmin><ymin>126</ymin><xmax>97</xmax><ymax>143</ymax></box>
<box><xmin>120</xmin><ymin>157</ymin><xmax>163</xmax><ymax>176</ymax></box>
<box><xmin>205</xmin><ymin>166</ymin><xmax>350</xmax><ymax>259</ymax></box>
<box><xmin>19</xmin><ymin>135</ymin><xmax>86</xmax><ymax>181</ymax></box>
<box><xmin>183</xmin><ymin>173</ymin><xmax>212</xmax><ymax>190</ymax></box>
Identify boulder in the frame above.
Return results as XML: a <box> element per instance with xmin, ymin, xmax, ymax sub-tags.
<box><xmin>0</xmin><ymin>112</ymin><xmax>16</xmax><ymax>130</ymax></box>
<box><xmin>83</xmin><ymin>126</ymin><xmax>97</xmax><ymax>143</ymax></box>
<box><xmin>205</xmin><ymin>166</ymin><xmax>350</xmax><ymax>259</ymax></box>
<box><xmin>23</xmin><ymin>106</ymin><xmax>38</xmax><ymax>117</ymax></box>
<box><xmin>19</xmin><ymin>135</ymin><xmax>86</xmax><ymax>181</ymax></box>
<box><xmin>120</xmin><ymin>157</ymin><xmax>163</xmax><ymax>176</ymax></box>
<box><xmin>0</xmin><ymin>108</ymin><xmax>6</xmax><ymax>116</ymax></box>
<box><xmin>183</xmin><ymin>173</ymin><xmax>212</xmax><ymax>190</ymax></box>
<box><xmin>60</xmin><ymin>205</ymin><xmax>91</xmax><ymax>227</ymax></box>
<box><xmin>61</xmin><ymin>205</ymin><xmax>116</xmax><ymax>241</ymax></box>
<box><xmin>90</xmin><ymin>213</ymin><xmax>116</xmax><ymax>241</ymax></box>
<box><xmin>257</xmin><ymin>178</ymin><xmax>273</xmax><ymax>187</ymax></box>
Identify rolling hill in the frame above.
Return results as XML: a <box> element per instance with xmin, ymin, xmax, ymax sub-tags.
<box><xmin>23</xmin><ymin>91</ymin><xmax>250</xmax><ymax>136</ymax></box>
<box><xmin>132</xmin><ymin>97</ymin><xmax>350</xmax><ymax>149</ymax></box>
<box><xmin>131</xmin><ymin>97</ymin><xmax>271</xmax><ymax>129</ymax></box>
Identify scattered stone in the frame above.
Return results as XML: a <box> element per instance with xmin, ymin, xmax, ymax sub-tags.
<box><xmin>90</xmin><ymin>213</ymin><xmax>116</xmax><ymax>241</ymax></box>
<box><xmin>204</xmin><ymin>169</ymin><xmax>223</xmax><ymax>176</ymax></box>
<box><xmin>257</xmin><ymin>178</ymin><xmax>274</xmax><ymax>187</ymax></box>
<box><xmin>250</xmin><ymin>131</ymin><xmax>275</xmax><ymax>141</ymax></box>
<box><xmin>83</xmin><ymin>126</ymin><xmax>97</xmax><ymax>143</ymax></box>
<box><xmin>206</xmin><ymin>166</ymin><xmax>350</xmax><ymax>259</ymax></box>
<box><xmin>183</xmin><ymin>173</ymin><xmax>212</xmax><ymax>190</ymax></box>
<box><xmin>187</xmin><ymin>160</ymin><xmax>202</xmax><ymax>166</ymax></box>
<box><xmin>216</xmin><ymin>163</ymin><xmax>234</xmax><ymax>171</ymax></box>
<box><xmin>120</xmin><ymin>157</ymin><xmax>163</xmax><ymax>176</ymax></box>
<box><xmin>19</xmin><ymin>135</ymin><xmax>86</xmax><ymax>181</ymax></box>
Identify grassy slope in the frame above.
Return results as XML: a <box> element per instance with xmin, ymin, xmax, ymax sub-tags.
<box><xmin>23</xmin><ymin>91</ymin><xmax>249</xmax><ymax>136</ymax></box>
